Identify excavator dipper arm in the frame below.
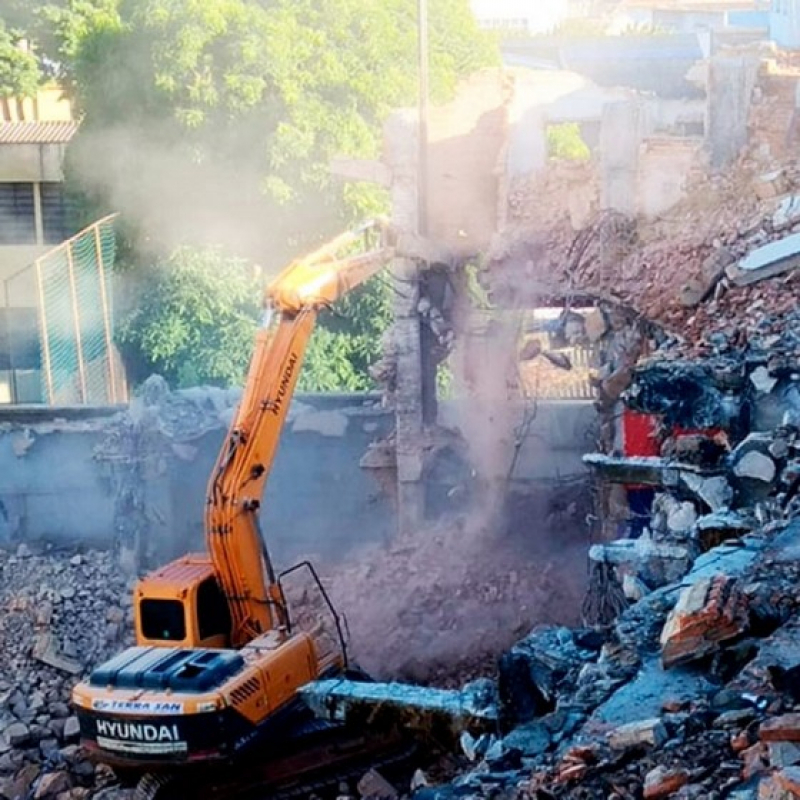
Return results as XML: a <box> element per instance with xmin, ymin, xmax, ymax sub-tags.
<box><xmin>205</xmin><ymin>220</ymin><xmax>395</xmax><ymax>647</ymax></box>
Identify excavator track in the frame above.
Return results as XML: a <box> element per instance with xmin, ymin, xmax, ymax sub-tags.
<box><xmin>132</xmin><ymin>726</ymin><xmax>415</xmax><ymax>800</ymax></box>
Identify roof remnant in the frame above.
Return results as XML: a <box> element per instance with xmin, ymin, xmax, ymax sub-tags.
<box><xmin>0</xmin><ymin>121</ymin><xmax>79</xmax><ymax>145</ymax></box>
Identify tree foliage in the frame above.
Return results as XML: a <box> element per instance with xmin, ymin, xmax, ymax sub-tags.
<box><xmin>117</xmin><ymin>247</ymin><xmax>260</xmax><ymax>389</ymax></box>
<box><xmin>0</xmin><ymin>20</ymin><xmax>40</xmax><ymax>98</ymax></box>
<box><xmin>8</xmin><ymin>0</ymin><xmax>498</xmax><ymax>391</ymax></box>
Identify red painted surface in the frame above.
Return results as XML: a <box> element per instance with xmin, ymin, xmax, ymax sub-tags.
<box><xmin>622</xmin><ymin>409</ymin><xmax>661</xmax><ymax>457</ymax></box>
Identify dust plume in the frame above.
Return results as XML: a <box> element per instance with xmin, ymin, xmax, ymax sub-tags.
<box><xmin>286</xmin><ymin>301</ymin><xmax>592</xmax><ymax>685</ymax></box>
<box><xmin>67</xmin><ymin>119</ymin><xmax>336</xmax><ymax>271</ymax></box>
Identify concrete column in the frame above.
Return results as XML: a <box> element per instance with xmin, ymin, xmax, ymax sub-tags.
<box><xmin>706</xmin><ymin>56</ymin><xmax>751</xmax><ymax>171</ymax></box>
<box><xmin>386</xmin><ymin>110</ymin><xmax>426</xmax><ymax>536</ymax></box>
<box><xmin>600</xmin><ymin>101</ymin><xmax>643</xmax><ymax>216</ymax></box>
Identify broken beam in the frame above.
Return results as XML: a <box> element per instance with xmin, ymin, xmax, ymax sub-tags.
<box><xmin>300</xmin><ymin>679</ymin><xmax>497</xmax><ymax>745</ymax></box>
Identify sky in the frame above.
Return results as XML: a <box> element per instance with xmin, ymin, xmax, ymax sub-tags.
<box><xmin>469</xmin><ymin>0</ymin><xmax>572</xmax><ymax>33</ymax></box>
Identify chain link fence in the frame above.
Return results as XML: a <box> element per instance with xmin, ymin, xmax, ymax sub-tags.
<box><xmin>3</xmin><ymin>214</ymin><xmax>127</xmax><ymax>405</ymax></box>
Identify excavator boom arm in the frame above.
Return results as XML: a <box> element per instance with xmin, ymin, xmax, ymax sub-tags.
<box><xmin>205</xmin><ymin>220</ymin><xmax>395</xmax><ymax>646</ymax></box>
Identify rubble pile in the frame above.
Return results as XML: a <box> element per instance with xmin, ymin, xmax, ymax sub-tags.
<box><xmin>418</xmin><ymin>520</ymin><xmax>800</xmax><ymax>800</ymax></box>
<box><xmin>293</xmin><ymin>513</ymin><xmax>589</xmax><ymax>687</ymax></box>
<box><xmin>0</xmin><ymin>546</ymin><xmax>133</xmax><ymax>800</ymax></box>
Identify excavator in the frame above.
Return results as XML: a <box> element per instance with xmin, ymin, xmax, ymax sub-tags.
<box><xmin>71</xmin><ymin>220</ymin><xmax>399</xmax><ymax>794</ymax></box>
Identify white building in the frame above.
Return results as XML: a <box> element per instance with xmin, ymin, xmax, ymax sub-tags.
<box><xmin>470</xmin><ymin>0</ymin><xmax>573</xmax><ymax>34</ymax></box>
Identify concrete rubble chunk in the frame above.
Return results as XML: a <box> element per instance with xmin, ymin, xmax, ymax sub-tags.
<box><xmin>660</xmin><ymin>575</ymin><xmax>749</xmax><ymax>669</ymax></box>
<box><xmin>2</xmin><ymin>722</ymin><xmax>30</xmax><ymax>748</ymax></box>
<box><xmin>300</xmin><ymin>678</ymin><xmax>496</xmax><ymax>743</ymax></box>
<box><xmin>735</xmin><ymin>451</ymin><xmax>777</xmax><ymax>483</ymax></box>
<box><xmin>497</xmin><ymin>627</ymin><xmax>594</xmax><ymax>726</ymax></box>
<box><xmin>62</xmin><ymin>717</ymin><xmax>80</xmax><ymax>742</ymax></box>
<box><xmin>607</xmin><ymin>718</ymin><xmax>668</xmax><ymax>750</ymax></box>
<box><xmin>589</xmin><ymin>536</ymin><xmax>693</xmax><ymax>590</ymax></box>
<box><xmin>643</xmin><ymin>765</ymin><xmax>690</xmax><ymax>799</ymax></box>
<box><xmin>502</xmin><ymin>721</ymin><xmax>551</xmax><ymax>757</ymax></box>
<box><xmin>31</xmin><ymin>634</ymin><xmax>82</xmax><ymax>675</ymax></box>
<box><xmin>751</xmin><ymin>366</ymin><xmax>779</xmax><ymax>394</ymax></box>
<box><xmin>681</xmin><ymin>473</ymin><xmax>733</xmax><ymax>514</ymax></box>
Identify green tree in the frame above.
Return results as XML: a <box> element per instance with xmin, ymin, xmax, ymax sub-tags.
<box><xmin>0</xmin><ymin>20</ymin><xmax>40</xmax><ymax>98</ymax></box>
<box><xmin>10</xmin><ymin>0</ymin><xmax>497</xmax><ymax>391</ymax></box>
<box><xmin>117</xmin><ymin>247</ymin><xmax>260</xmax><ymax>388</ymax></box>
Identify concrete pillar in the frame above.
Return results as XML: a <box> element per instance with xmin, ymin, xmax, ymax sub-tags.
<box><xmin>600</xmin><ymin>101</ymin><xmax>643</xmax><ymax>216</ymax></box>
<box><xmin>706</xmin><ymin>56</ymin><xmax>751</xmax><ymax>171</ymax></box>
<box><xmin>385</xmin><ymin>110</ymin><xmax>426</xmax><ymax>536</ymax></box>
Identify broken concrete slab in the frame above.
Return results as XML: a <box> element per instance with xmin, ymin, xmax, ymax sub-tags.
<box><xmin>768</xmin><ymin>741</ymin><xmax>800</xmax><ymax>768</ymax></box>
<box><xmin>773</xmin><ymin>766</ymin><xmax>800</xmax><ymax>798</ymax></box>
<box><xmin>660</xmin><ymin>575</ymin><xmax>749</xmax><ymax>668</ymax></box>
<box><xmin>727</xmin><ymin>231</ymin><xmax>800</xmax><ymax>287</ymax></box>
<box><xmin>583</xmin><ymin>453</ymin><xmax>726</xmax><ymax>490</ymax></box>
<box><xmin>685</xmin><ymin>537</ymin><xmax>765</xmax><ymax>583</ymax></box>
<box><xmin>590</xmin><ymin>537</ymin><xmax>694</xmax><ymax>589</ymax></box>
<box><xmin>299</xmin><ymin>678</ymin><xmax>497</xmax><ymax>742</ymax></box>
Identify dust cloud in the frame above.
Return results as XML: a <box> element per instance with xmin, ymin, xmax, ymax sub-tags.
<box><xmin>288</xmin><ymin>308</ymin><xmax>592</xmax><ymax>686</ymax></box>
<box><xmin>68</xmin><ymin>120</ymin><xmax>334</xmax><ymax>272</ymax></box>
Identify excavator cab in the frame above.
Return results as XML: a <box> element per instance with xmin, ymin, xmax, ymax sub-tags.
<box><xmin>134</xmin><ymin>555</ymin><xmax>231</xmax><ymax>650</ymax></box>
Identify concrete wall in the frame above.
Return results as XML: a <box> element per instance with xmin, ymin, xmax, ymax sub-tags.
<box><xmin>0</xmin><ymin>394</ymin><xmax>396</xmax><ymax>569</ymax></box>
<box><xmin>0</xmin><ymin>393</ymin><xmax>597</xmax><ymax>567</ymax></box>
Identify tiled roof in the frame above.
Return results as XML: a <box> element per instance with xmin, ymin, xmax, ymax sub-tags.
<box><xmin>0</xmin><ymin>121</ymin><xmax>79</xmax><ymax>145</ymax></box>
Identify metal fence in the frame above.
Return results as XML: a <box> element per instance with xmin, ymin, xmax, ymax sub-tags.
<box><xmin>3</xmin><ymin>214</ymin><xmax>127</xmax><ymax>405</ymax></box>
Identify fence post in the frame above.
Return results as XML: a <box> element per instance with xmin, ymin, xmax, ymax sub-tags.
<box><xmin>66</xmin><ymin>243</ymin><xmax>88</xmax><ymax>404</ymax></box>
<box><xmin>34</xmin><ymin>259</ymin><xmax>55</xmax><ymax>404</ymax></box>
<box><xmin>94</xmin><ymin>223</ymin><xmax>118</xmax><ymax>404</ymax></box>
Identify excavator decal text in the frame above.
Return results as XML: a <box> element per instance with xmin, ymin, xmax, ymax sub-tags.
<box><xmin>271</xmin><ymin>353</ymin><xmax>298</xmax><ymax>416</ymax></box>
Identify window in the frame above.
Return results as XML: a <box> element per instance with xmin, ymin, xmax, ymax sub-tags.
<box><xmin>196</xmin><ymin>577</ymin><xmax>231</xmax><ymax>641</ymax></box>
<box><xmin>41</xmin><ymin>183</ymin><xmax>73</xmax><ymax>245</ymax></box>
<box><xmin>0</xmin><ymin>184</ymin><xmax>35</xmax><ymax>245</ymax></box>
<box><xmin>140</xmin><ymin>598</ymin><xmax>187</xmax><ymax>641</ymax></box>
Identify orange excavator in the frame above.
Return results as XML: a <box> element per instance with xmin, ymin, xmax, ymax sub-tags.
<box><xmin>71</xmin><ymin>221</ymin><xmax>396</xmax><ymax>785</ymax></box>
